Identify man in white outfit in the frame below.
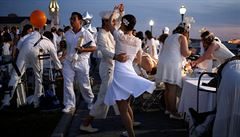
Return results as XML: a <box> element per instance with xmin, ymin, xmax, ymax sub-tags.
<box><xmin>62</xmin><ymin>12</ymin><xmax>96</xmax><ymax>113</ymax></box>
<box><xmin>1</xmin><ymin>31</ymin><xmax>62</xmax><ymax>108</ymax></box>
<box><xmin>80</xmin><ymin>10</ymin><xmax>128</xmax><ymax>133</ymax></box>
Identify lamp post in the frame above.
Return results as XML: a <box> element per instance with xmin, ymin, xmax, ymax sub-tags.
<box><xmin>149</xmin><ymin>20</ymin><xmax>154</xmax><ymax>34</ymax></box>
<box><xmin>49</xmin><ymin>0</ymin><xmax>60</xmax><ymax>28</ymax></box>
<box><xmin>179</xmin><ymin>5</ymin><xmax>187</xmax><ymax>22</ymax></box>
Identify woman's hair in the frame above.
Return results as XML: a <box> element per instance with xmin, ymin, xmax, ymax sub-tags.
<box><xmin>121</xmin><ymin>14</ymin><xmax>136</xmax><ymax>31</ymax></box>
<box><xmin>3</xmin><ymin>32</ymin><xmax>12</xmax><ymax>42</ymax></box>
<box><xmin>201</xmin><ymin>30</ymin><xmax>215</xmax><ymax>45</ymax></box>
<box><xmin>158</xmin><ymin>33</ymin><xmax>168</xmax><ymax>44</ymax></box>
<box><xmin>172</xmin><ymin>23</ymin><xmax>187</xmax><ymax>34</ymax></box>
<box><xmin>145</xmin><ymin>30</ymin><xmax>153</xmax><ymax>39</ymax></box>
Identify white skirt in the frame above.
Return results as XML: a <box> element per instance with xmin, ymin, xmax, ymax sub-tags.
<box><xmin>104</xmin><ymin>60</ymin><xmax>156</xmax><ymax>106</ymax></box>
<box><xmin>213</xmin><ymin>60</ymin><xmax>240</xmax><ymax>137</ymax></box>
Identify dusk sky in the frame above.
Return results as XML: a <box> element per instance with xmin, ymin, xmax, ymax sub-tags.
<box><xmin>0</xmin><ymin>0</ymin><xmax>240</xmax><ymax>41</ymax></box>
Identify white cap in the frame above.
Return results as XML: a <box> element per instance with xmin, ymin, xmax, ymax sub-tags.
<box><xmin>163</xmin><ymin>27</ymin><xmax>169</xmax><ymax>34</ymax></box>
<box><xmin>99</xmin><ymin>10</ymin><xmax>113</xmax><ymax>19</ymax></box>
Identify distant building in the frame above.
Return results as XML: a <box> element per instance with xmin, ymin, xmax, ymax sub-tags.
<box><xmin>0</xmin><ymin>13</ymin><xmax>51</xmax><ymax>32</ymax></box>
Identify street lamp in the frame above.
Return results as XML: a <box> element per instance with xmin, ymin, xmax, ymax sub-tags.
<box><xmin>179</xmin><ymin>5</ymin><xmax>187</xmax><ymax>22</ymax></box>
<box><xmin>149</xmin><ymin>20</ymin><xmax>154</xmax><ymax>34</ymax></box>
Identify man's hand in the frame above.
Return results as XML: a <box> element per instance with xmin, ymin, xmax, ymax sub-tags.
<box><xmin>114</xmin><ymin>53</ymin><xmax>128</xmax><ymax>62</ymax></box>
<box><xmin>75</xmin><ymin>47</ymin><xmax>84</xmax><ymax>54</ymax></box>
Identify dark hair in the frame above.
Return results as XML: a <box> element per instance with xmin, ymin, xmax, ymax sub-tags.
<box><xmin>122</xmin><ymin>14</ymin><xmax>136</xmax><ymax>31</ymax></box>
<box><xmin>71</xmin><ymin>12</ymin><xmax>83</xmax><ymax>20</ymax></box>
<box><xmin>201</xmin><ymin>30</ymin><xmax>214</xmax><ymax>45</ymax></box>
<box><xmin>64</xmin><ymin>26</ymin><xmax>71</xmax><ymax>32</ymax></box>
<box><xmin>173</xmin><ymin>23</ymin><xmax>187</xmax><ymax>34</ymax></box>
<box><xmin>145</xmin><ymin>30</ymin><xmax>153</xmax><ymax>39</ymax></box>
<box><xmin>136</xmin><ymin>31</ymin><xmax>144</xmax><ymax>40</ymax></box>
<box><xmin>43</xmin><ymin>31</ymin><xmax>53</xmax><ymax>41</ymax></box>
<box><xmin>3</xmin><ymin>32</ymin><xmax>12</xmax><ymax>42</ymax></box>
<box><xmin>60</xmin><ymin>40</ymin><xmax>67</xmax><ymax>49</ymax></box>
<box><xmin>101</xmin><ymin>18</ymin><xmax>108</xmax><ymax>28</ymax></box>
<box><xmin>22</xmin><ymin>24</ymin><xmax>33</xmax><ymax>36</ymax></box>
<box><xmin>158</xmin><ymin>33</ymin><xmax>168</xmax><ymax>44</ymax></box>
<box><xmin>51</xmin><ymin>27</ymin><xmax>57</xmax><ymax>32</ymax></box>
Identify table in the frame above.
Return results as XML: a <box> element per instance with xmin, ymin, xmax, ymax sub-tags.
<box><xmin>178</xmin><ymin>76</ymin><xmax>216</xmax><ymax>115</ymax></box>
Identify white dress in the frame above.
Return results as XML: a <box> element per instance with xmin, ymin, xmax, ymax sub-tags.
<box><xmin>213</xmin><ymin>60</ymin><xmax>240</xmax><ymax>137</ymax></box>
<box><xmin>104</xmin><ymin>30</ymin><xmax>156</xmax><ymax>105</ymax></box>
<box><xmin>155</xmin><ymin>34</ymin><xmax>183</xmax><ymax>88</ymax></box>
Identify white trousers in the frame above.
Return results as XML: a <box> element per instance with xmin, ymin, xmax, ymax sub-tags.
<box><xmin>89</xmin><ymin>61</ymin><xmax>118</xmax><ymax>119</ymax></box>
<box><xmin>63</xmin><ymin>59</ymin><xmax>94</xmax><ymax>108</ymax></box>
<box><xmin>8</xmin><ymin>47</ymin><xmax>43</xmax><ymax>105</ymax></box>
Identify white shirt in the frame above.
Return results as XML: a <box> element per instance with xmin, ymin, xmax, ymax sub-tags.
<box><xmin>16</xmin><ymin>33</ymin><xmax>31</xmax><ymax>51</ymax></box>
<box><xmin>65</xmin><ymin>27</ymin><xmax>96</xmax><ymax>61</ymax></box>
<box><xmin>146</xmin><ymin>38</ymin><xmax>158</xmax><ymax>60</ymax></box>
<box><xmin>97</xmin><ymin>28</ymin><xmax>115</xmax><ymax>65</ymax></box>
<box><xmin>21</xmin><ymin>31</ymin><xmax>62</xmax><ymax>69</ymax></box>
<box><xmin>2</xmin><ymin>42</ymin><xmax>11</xmax><ymax>55</ymax></box>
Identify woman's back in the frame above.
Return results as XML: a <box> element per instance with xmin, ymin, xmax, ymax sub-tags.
<box><xmin>213</xmin><ymin>41</ymin><xmax>235</xmax><ymax>64</ymax></box>
<box><xmin>114</xmin><ymin>30</ymin><xmax>141</xmax><ymax>61</ymax></box>
<box><xmin>160</xmin><ymin>33</ymin><xmax>182</xmax><ymax>62</ymax></box>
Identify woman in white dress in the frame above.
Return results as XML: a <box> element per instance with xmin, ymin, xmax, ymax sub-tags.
<box><xmin>104</xmin><ymin>5</ymin><xmax>155</xmax><ymax>137</ymax></box>
<box><xmin>155</xmin><ymin>23</ymin><xmax>191</xmax><ymax>118</ymax></box>
<box><xmin>212</xmin><ymin>56</ymin><xmax>240</xmax><ymax>137</ymax></box>
<box><xmin>191</xmin><ymin>29</ymin><xmax>234</xmax><ymax>66</ymax></box>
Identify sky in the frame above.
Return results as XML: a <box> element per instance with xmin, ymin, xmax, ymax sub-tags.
<box><xmin>0</xmin><ymin>0</ymin><xmax>240</xmax><ymax>41</ymax></box>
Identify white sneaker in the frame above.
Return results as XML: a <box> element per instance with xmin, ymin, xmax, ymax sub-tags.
<box><xmin>133</xmin><ymin>121</ymin><xmax>141</xmax><ymax>127</ymax></box>
<box><xmin>80</xmin><ymin>124</ymin><xmax>99</xmax><ymax>133</ymax></box>
<box><xmin>62</xmin><ymin>106</ymin><xmax>75</xmax><ymax>113</ymax></box>
<box><xmin>164</xmin><ymin>110</ymin><xmax>170</xmax><ymax>115</ymax></box>
<box><xmin>120</xmin><ymin>131</ymin><xmax>129</xmax><ymax>137</ymax></box>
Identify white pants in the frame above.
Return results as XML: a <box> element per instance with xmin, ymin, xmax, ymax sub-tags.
<box><xmin>8</xmin><ymin>47</ymin><xmax>43</xmax><ymax>105</ymax></box>
<box><xmin>89</xmin><ymin>61</ymin><xmax>119</xmax><ymax>118</ymax></box>
<box><xmin>63</xmin><ymin>59</ymin><xmax>94</xmax><ymax>108</ymax></box>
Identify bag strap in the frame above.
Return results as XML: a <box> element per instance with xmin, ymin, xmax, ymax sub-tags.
<box><xmin>33</xmin><ymin>35</ymin><xmax>45</xmax><ymax>47</ymax></box>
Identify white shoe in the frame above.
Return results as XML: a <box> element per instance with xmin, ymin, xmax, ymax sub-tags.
<box><xmin>133</xmin><ymin>121</ymin><xmax>141</xmax><ymax>127</ymax></box>
<box><xmin>80</xmin><ymin>124</ymin><xmax>99</xmax><ymax>133</ymax></box>
<box><xmin>120</xmin><ymin>131</ymin><xmax>129</xmax><ymax>137</ymax></box>
<box><xmin>62</xmin><ymin>106</ymin><xmax>75</xmax><ymax>113</ymax></box>
<box><xmin>164</xmin><ymin>110</ymin><xmax>170</xmax><ymax>115</ymax></box>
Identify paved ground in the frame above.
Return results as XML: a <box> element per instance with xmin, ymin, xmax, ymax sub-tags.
<box><xmin>66</xmin><ymin>99</ymin><xmax>189</xmax><ymax>137</ymax></box>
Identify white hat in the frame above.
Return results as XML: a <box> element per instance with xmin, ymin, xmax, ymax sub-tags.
<box><xmin>163</xmin><ymin>27</ymin><xmax>169</xmax><ymax>34</ymax></box>
<box><xmin>99</xmin><ymin>10</ymin><xmax>112</xmax><ymax>19</ymax></box>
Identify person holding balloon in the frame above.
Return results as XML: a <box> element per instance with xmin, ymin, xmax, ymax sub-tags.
<box><xmin>1</xmin><ymin>10</ymin><xmax>62</xmax><ymax>109</ymax></box>
<box><xmin>62</xmin><ymin>12</ymin><xmax>97</xmax><ymax>113</ymax></box>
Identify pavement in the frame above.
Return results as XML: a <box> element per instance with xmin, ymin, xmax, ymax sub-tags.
<box><xmin>52</xmin><ymin>90</ymin><xmax>189</xmax><ymax>137</ymax></box>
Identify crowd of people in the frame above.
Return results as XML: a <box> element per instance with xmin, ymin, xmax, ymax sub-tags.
<box><xmin>0</xmin><ymin>3</ymin><xmax>240</xmax><ymax>137</ymax></box>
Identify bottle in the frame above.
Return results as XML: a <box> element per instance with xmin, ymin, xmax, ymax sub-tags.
<box><xmin>72</xmin><ymin>36</ymin><xmax>84</xmax><ymax>68</ymax></box>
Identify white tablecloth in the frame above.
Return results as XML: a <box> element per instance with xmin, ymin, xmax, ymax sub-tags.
<box><xmin>178</xmin><ymin>76</ymin><xmax>216</xmax><ymax>114</ymax></box>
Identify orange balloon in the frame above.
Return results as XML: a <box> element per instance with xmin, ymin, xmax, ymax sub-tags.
<box><xmin>30</xmin><ymin>10</ymin><xmax>47</xmax><ymax>28</ymax></box>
